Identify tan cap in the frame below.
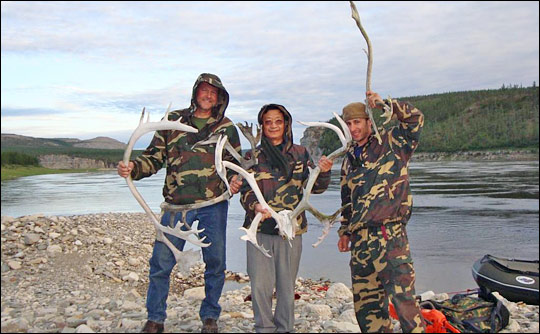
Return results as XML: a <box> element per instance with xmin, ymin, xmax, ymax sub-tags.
<box><xmin>342</xmin><ymin>102</ymin><xmax>369</xmax><ymax>122</ymax></box>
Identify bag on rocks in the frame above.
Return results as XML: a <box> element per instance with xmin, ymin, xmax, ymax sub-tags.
<box><xmin>424</xmin><ymin>292</ymin><xmax>510</xmax><ymax>333</ymax></box>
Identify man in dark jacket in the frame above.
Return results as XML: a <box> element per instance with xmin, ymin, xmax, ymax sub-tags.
<box><xmin>118</xmin><ymin>73</ymin><xmax>242</xmax><ymax>333</ymax></box>
<box><xmin>240</xmin><ymin>104</ymin><xmax>333</xmax><ymax>333</ymax></box>
<box><xmin>337</xmin><ymin>91</ymin><xmax>426</xmax><ymax>333</ymax></box>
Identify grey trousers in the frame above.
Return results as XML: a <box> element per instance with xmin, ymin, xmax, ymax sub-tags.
<box><xmin>246</xmin><ymin>234</ymin><xmax>303</xmax><ymax>333</ymax></box>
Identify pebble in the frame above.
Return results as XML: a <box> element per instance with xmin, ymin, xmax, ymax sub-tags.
<box><xmin>2</xmin><ymin>213</ymin><xmax>538</xmax><ymax>333</ymax></box>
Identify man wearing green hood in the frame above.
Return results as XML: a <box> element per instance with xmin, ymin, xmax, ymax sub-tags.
<box><xmin>118</xmin><ymin>73</ymin><xmax>242</xmax><ymax>333</ymax></box>
<box><xmin>240</xmin><ymin>104</ymin><xmax>333</xmax><ymax>333</ymax></box>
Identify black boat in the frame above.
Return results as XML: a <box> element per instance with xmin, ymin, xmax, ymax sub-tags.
<box><xmin>472</xmin><ymin>254</ymin><xmax>539</xmax><ymax>305</ymax></box>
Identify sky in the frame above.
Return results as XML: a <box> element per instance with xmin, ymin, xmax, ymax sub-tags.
<box><xmin>2</xmin><ymin>1</ymin><xmax>539</xmax><ymax>149</ymax></box>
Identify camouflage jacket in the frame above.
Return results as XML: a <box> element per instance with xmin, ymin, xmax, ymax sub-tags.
<box><xmin>240</xmin><ymin>104</ymin><xmax>331</xmax><ymax>236</ymax></box>
<box><xmin>130</xmin><ymin>73</ymin><xmax>241</xmax><ymax>205</ymax></box>
<box><xmin>338</xmin><ymin>99</ymin><xmax>423</xmax><ymax>236</ymax></box>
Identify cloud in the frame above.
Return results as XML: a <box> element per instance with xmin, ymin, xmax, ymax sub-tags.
<box><xmin>1</xmin><ymin>1</ymin><xmax>538</xmax><ymax>142</ymax></box>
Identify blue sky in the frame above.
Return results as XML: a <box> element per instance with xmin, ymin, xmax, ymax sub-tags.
<box><xmin>2</xmin><ymin>1</ymin><xmax>539</xmax><ymax>148</ymax></box>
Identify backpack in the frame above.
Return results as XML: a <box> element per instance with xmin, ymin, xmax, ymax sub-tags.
<box><xmin>424</xmin><ymin>292</ymin><xmax>510</xmax><ymax>333</ymax></box>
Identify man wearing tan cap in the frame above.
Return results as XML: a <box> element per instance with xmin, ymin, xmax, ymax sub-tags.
<box><xmin>337</xmin><ymin>91</ymin><xmax>426</xmax><ymax>333</ymax></box>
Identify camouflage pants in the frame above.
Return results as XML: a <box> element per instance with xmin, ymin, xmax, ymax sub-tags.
<box><xmin>349</xmin><ymin>223</ymin><xmax>426</xmax><ymax>333</ymax></box>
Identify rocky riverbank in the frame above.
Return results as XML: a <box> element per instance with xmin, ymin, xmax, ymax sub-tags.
<box><xmin>2</xmin><ymin>213</ymin><xmax>538</xmax><ymax>333</ymax></box>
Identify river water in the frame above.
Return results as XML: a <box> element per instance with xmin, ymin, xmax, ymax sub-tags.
<box><xmin>2</xmin><ymin>160</ymin><xmax>538</xmax><ymax>294</ymax></box>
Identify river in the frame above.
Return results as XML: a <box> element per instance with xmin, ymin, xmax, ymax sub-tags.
<box><xmin>1</xmin><ymin>160</ymin><xmax>538</xmax><ymax>294</ymax></box>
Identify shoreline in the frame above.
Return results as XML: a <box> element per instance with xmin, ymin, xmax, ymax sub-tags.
<box><xmin>411</xmin><ymin>149</ymin><xmax>538</xmax><ymax>162</ymax></box>
<box><xmin>2</xmin><ymin>212</ymin><xmax>538</xmax><ymax>333</ymax></box>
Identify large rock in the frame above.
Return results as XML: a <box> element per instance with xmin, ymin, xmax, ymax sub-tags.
<box><xmin>300</xmin><ymin>127</ymin><xmax>325</xmax><ymax>162</ymax></box>
<box><xmin>326</xmin><ymin>282</ymin><xmax>353</xmax><ymax>301</ymax></box>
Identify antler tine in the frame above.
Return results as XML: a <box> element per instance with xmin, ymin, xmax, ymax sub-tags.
<box><xmin>239</xmin><ymin>213</ymin><xmax>271</xmax><ymax>258</ymax></box>
<box><xmin>332</xmin><ymin>112</ymin><xmax>352</xmax><ymax>142</ymax></box>
<box><xmin>139</xmin><ymin>107</ymin><xmax>146</xmax><ymax>124</ymax></box>
<box><xmin>163</xmin><ymin>102</ymin><xmax>172</xmax><ymax>121</ymax></box>
<box><xmin>215</xmin><ymin>135</ymin><xmax>231</xmax><ymax>196</ymax></box>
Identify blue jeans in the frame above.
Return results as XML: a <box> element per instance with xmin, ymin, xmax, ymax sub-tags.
<box><xmin>146</xmin><ymin>200</ymin><xmax>228</xmax><ymax>323</ymax></box>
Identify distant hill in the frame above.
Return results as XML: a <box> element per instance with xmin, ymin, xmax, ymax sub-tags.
<box><xmin>1</xmin><ymin>134</ymin><xmax>126</xmax><ymax>150</ymax></box>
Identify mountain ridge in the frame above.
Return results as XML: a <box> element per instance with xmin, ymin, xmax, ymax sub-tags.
<box><xmin>1</xmin><ymin>133</ymin><xmax>127</xmax><ymax>150</ymax></box>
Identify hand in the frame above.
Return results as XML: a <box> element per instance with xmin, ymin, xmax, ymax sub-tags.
<box><xmin>337</xmin><ymin>235</ymin><xmax>351</xmax><ymax>252</ymax></box>
<box><xmin>366</xmin><ymin>90</ymin><xmax>385</xmax><ymax>109</ymax></box>
<box><xmin>254</xmin><ymin>203</ymin><xmax>272</xmax><ymax>220</ymax></box>
<box><xmin>229</xmin><ymin>175</ymin><xmax>243</xmax><ymax>195</ymax></box>
<box><xmin>318</xmin><ymin>155</ymin><xmax>333</xmax><ymax>173</ymax></box>
<box><xmin>117</xmin><ymin>161</ymin><xmax>134</xmax><ymax>178</ymax></box>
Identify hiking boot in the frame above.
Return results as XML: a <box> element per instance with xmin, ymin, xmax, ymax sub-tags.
<box><xmin>141</xmin><ymin>320</ymin><xmax>164</xmax><ymax>333</ymax></box>
<box><xmin>201</xmin><ymin>318</ymin><xmax>218</xmax><ymax>333</ymax></box>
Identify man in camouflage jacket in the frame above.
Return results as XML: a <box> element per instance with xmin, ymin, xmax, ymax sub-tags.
<box><xmin>337</xmin><ymin>91</ymin><xmax>426</xmax><ymax>333</ymax></box>
<box><xmin>118</xmin><ymin>73</ymin><xmax>241</xmax><ymax>333</ymax></box>
<box><xmin>240</xmin><ymin>104</ymin><xmax>333</xmax><ymax>333</ymax></box>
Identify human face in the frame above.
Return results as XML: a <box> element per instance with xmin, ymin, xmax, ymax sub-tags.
<box><xmin>195</xmin><ymin>82</ymin><xmax>218</xmax><ymax>113</ymax></box>
<box><xmin>346</xmin><ymin>118</ymin><xmax>372</xmax><ymax>145</ymax></box>
<box><xmin>262</xmin><ymin>109</ymin><xmax>286</xmax><ymax>145</ymax></box>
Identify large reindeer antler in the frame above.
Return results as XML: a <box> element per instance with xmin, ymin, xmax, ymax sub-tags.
<box><xmin>216</xmin><ymin>135</ymin><xmax>294</xmax><ymax>242</ymax></box>
<box><xmin>349</xmin><ymin>1</ymin><xmax>393</xmax><ymax>144</ymax></box>
<box><xmin>123</xmin><ymin>105</ymin><xmax>212</xmax><ymax>263</ymax></box>
<box><xmin>296</xmin><ymin>112</ymin><xmax>352</xmax><ymax>247</ymax></box>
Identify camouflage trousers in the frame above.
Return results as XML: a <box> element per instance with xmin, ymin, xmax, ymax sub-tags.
<box><xmin>349</xmin><ymin>223</ymin><xmax>426</xmax><ymax>333</ymax></box>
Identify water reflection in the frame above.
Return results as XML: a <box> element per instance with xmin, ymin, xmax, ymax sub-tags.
<box><xmin>1</xmin><ymin>160</ymin><xmax>538</xmax><ymax>293</ymax></box>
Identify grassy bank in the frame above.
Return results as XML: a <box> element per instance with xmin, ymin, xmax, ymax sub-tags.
<box><xmin>1</xmin><ymin>165</ymin><xmax>101</xmax><ymax>181</ymax></box>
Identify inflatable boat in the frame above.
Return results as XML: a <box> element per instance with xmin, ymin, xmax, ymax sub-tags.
<box><xmin>472</xmin><ymin>254</ymin><xmax>539</xmax><ymax>305</ymax></box>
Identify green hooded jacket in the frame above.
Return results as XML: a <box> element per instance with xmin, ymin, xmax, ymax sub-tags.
<box><xmin>130</xmin><ymin>73</ymin><xmax>241</xmax><ymax>205</ymax></box>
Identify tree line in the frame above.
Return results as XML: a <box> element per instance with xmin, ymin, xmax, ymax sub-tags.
<box><xmin>1</xmin><ymin>152</ymin><xmax>39</xmax><ymax>167</ymax></box>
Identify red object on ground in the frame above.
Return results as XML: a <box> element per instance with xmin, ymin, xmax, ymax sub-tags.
<box><xmin>389</xmin><ymin>302</ymin><xmax>461</xmax><ymax>333</ymax></box>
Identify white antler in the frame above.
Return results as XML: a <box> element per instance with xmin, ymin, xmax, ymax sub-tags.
<box><xmin>123</xmin><ymin>105</ymin><xmax>211</xmax><ymax>263</ymax></box>
<box><xmin>215</xmin><ymin>135</ymin><xmax>294</xmax><ymax>241</ymax></box>
<box><xmin>239</xmin><ymin>212</ymin><xmax>271</xmax><ymax>258</ymax></box>
<box><xmin>295</xmin><ymin>112</ymin><xmax>352</xmax><ymax>247</ymax></box>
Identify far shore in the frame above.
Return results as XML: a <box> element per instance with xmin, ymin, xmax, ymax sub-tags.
<box><xmin>2</xmin><ymin>148</ymin><xmax>538</xmax><ymax>182</ymax></box>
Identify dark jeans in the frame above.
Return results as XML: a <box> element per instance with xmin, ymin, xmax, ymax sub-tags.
<box><xmin>146</xmin><ymin>200</ymin><xmax>228</xmax><ymax>323</ymax></box>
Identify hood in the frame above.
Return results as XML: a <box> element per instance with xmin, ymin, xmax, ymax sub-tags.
<box><xmin>257</xmin><ymin>103</ymin><xmax>294</xmax><ymax>152</ymax></box>
<box><xmin>190</xmin><ymin>73</ymin><xmax>229</xmax><ymax>122</ymax></box>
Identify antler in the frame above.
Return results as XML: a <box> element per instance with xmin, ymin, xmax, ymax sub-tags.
<box><xmin>349</xmin><ymin>1</ymin><xmax>393</xmax><ymax>144</ymax></box>
<box><xmin>295</xmin><ymin>112</ymin><xmax>353</xmax><ymax>247</ymax></box>
<box><xmin>216</xmin><ymin>135</ymin><xmax>295</xmax><ymax>242</ymax></box>
<box><xmin>123</xmin><ymin>105</ymin><xmax>211</xmax><ymax>263</ymax></box>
